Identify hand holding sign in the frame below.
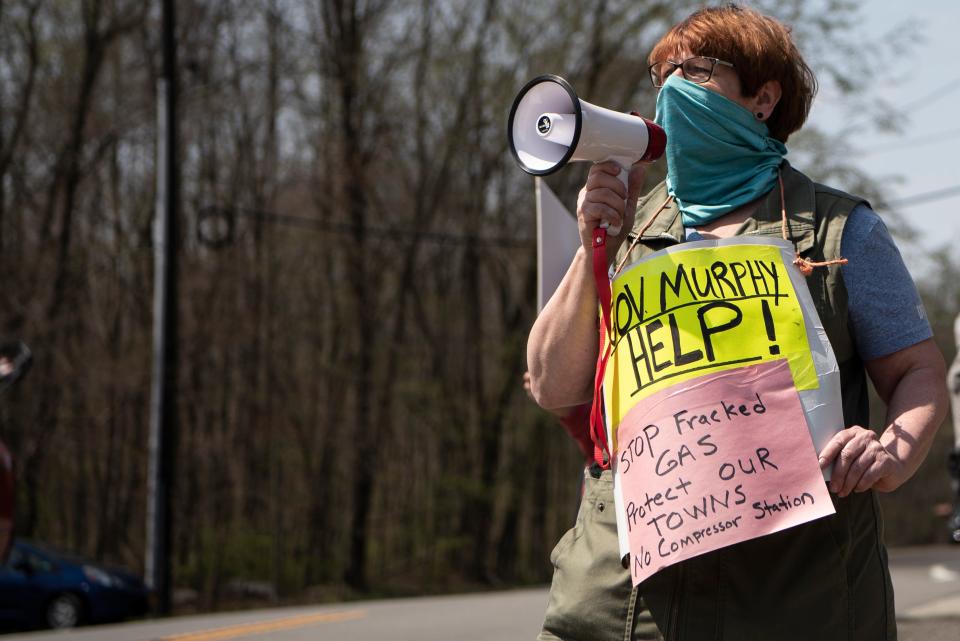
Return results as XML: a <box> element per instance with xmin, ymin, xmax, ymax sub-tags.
<box><xmin>818</xmin><ymin>426</ymin><xmax>901</xmax><ymax>496</ymax></box>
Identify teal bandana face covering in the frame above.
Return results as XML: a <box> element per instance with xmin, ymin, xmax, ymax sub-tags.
<box><xmin>654</xmin><ymin>75</ymin><xmax>787</xmax><ymax>227</ymax></box>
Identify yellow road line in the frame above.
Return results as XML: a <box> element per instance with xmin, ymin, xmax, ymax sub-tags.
<box><xmin>160</xmin><ymin>609</ymin><xmax>366</xmax><ymax>641</ymax></box>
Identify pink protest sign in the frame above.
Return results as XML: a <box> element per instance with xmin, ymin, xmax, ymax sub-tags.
<box><xmin>616</xmin><ymin>358</ymin><xmax>834</xmax><ymax>585</ymax></box>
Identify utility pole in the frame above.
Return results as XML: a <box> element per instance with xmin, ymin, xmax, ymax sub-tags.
<box><xmin>146</xmin><ymin>0</ymin><xmax>178</xmax><ymax>616</ymax></box>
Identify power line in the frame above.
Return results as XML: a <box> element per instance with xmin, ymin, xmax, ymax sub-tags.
<box><xmin>887</xmin><ymin>183</ymin><xmax>960</xmax><ymax>208</ymax></box>
<box><xmin>898</xmin><ymin>74</ymin><xmax>960</xmax><ymax>113</ymax></box>
<box><xmin>197</xmin><ymin>205</ymin><xmax>535</xmax><ymax>249</ymax></box>
<box><xmin>839</xmin><ymin>75</ymin><xmax>960</xmax><ymax>135</ymax></box>
<box><xmin>861</xmin><ymin>127</ymin><xmax>960</xmax><ymax>156</ymax></box>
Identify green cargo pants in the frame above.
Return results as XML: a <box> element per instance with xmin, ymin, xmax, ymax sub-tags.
<box><xmin>539</xmin><ymin>466</ymin><xmax>662</xmax><ymax>641</ymax></box>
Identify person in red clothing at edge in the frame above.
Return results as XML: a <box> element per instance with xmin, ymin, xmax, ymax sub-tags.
<box><xmin>526</xmin><ymin>5</ymin><xmax>948</xmax><ymax>641</ymax></box>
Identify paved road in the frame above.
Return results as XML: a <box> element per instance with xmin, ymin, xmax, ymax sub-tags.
<box><xmin>3</xmin><ymin>546</ymin><xmax>958</xmax><ymax>641</ymax></box>
<box><xmin>890</xmin><ymin>546</ymin><xmax>960</xmax><ymax>641</ymax></box>
<box><xmin>1</xmin><ymin>589</ymin><xmax>549</xmax><ymax>641</ymax></box>
<box><xmin>890</xmin><ymin>545</ymin><xmax>960</xmax><ymax>618</ymax></box>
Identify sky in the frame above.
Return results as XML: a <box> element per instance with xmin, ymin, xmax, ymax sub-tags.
<box><xmin>804</xmin><ymin>0</ymin><xmax>960</xmax><ymax>276</ymax></box>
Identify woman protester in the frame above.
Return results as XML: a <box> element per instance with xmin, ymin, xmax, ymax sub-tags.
<box><xmin>526</xmin><ymin>5</ymin><xmax>948</xmax><ymax>641</ymax></box>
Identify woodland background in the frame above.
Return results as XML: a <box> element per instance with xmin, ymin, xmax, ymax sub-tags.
<box><xmin>0</xmin><ymin>0</ymin><xmax>957</xmax><ymax>610</ymax></box>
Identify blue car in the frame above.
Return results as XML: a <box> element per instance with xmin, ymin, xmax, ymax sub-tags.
<box><xmin>0</xmin><ymin>539</ymin><xmax>149</xmax><ymax>629</ymax></box>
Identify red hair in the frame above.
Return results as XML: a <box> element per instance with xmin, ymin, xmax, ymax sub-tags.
<box><xmin>649</xmin><ymin>4</ymin><xmax>816</xmax><ymax>143</ymax></box>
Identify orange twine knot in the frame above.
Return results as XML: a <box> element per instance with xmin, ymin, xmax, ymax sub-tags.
<box><xmin>779</xmin><ymin>171</ymin><xmax>851</xmax><ymax>278</ymax></box>
<box><xmin>793</xmin><ymin>254</ymin><xmax>848</xmax><ymax>276</ymax></box>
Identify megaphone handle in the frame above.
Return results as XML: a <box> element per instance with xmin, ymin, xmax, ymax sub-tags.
<box><xmin>599</xmin><ymin>158</ymin><xmax>631</xmax><ymax>237</ymax></box>
<box><xmin>614</xmin><ymin>162</ymin><xmax>630</xmax><ymax>189</ymax></box>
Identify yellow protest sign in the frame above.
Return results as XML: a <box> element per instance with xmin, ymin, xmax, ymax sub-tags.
<box><xmin>604</xmin><ymin>242</ymin><xmax>817</xmax><ymax>434</ymax></box>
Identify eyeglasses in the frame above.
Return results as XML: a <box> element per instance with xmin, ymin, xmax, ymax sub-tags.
<box><xmin>648</xmin><ymin>56</ymin><xmax>735</xmax><ymax>88</ymax></box>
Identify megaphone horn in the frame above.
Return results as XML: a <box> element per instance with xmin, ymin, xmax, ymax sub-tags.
<box><xmin>507</xmin><ymin>74</ymin><xmax>665</xmax><ymax>178</ymax></box>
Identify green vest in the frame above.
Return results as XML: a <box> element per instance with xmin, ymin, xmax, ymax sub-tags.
<box><xmin>616</xmin><ymin>163</ymin><xmax>895</xmax><ymax>641</ymax></box>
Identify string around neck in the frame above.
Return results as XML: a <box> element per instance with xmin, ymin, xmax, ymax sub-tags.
<box><xmin>613</xmin><ymin>195</ymin><xmax>674</xmax><ymax>278</ymax></box>
<box><xmin>614</xmin><ymin>172</ymin><xmax>849</xmax><ymax>279</ymax></box>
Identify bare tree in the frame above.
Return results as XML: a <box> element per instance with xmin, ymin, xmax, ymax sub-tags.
<box><xmin>0</xmin><ymin>0</ymin><xmax>934</xmax><ymax>606</ymax></box>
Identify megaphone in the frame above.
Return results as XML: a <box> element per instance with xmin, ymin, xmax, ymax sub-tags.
<box><xmin>507</xmin><ymin>74</ymin><xmax>665</xmax><ymax>183</ymax></box>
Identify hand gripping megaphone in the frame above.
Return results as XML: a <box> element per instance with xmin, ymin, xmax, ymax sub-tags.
<box><xmin>507</xmin><ymin>74</ymin><xmax>665</xmax><ymax>198</ymax></box>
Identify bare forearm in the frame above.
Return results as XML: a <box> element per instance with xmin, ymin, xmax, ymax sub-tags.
<box><xmin>528</xmin><ymin>161</ymin><xmax>647</xmax><ymax>410</ymax></box>
<box><xmin>527</xmin><ymin>247</ymin><xmax>601</xmax><ymax>410</ymax></box>
<box><xmin>877</xmin><ymin>363</ymin><xmax>949</xmax><ymax>490</ymax></box>
<box><xmin>822</xmin><ymin>339</ymin><xmax>948</xmax><ymax>496</ymax></box>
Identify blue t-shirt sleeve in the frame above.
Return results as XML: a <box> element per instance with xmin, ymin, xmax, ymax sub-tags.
<box><xmin>839</xmin><ymin>204</ymin><xmax>932</xmax><ymax>360</ymax></box>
